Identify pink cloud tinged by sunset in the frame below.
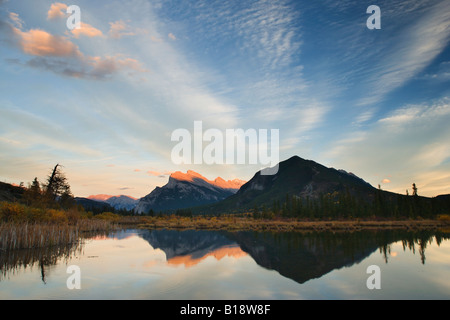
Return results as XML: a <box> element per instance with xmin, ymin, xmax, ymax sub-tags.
<box><xmin>6</xmin><ymin>10</ymin><xmax>147</xmax><ymax>80</ymax></box>
<box><xmin>12</xmin><ymin>27</ymin><xmax>81</xmax><ymax>57</ymax></box>
<box><xmin>47</xmin><ymin>2</ymin><xmax>68</xmax><ymax>20</ymax></box>
<box><xmin>9</xmin><ymin>12</ymin><xmax>24</xmax><ymax>29</ymax></box>
<box><xmin>71</xmin><ymin>22</ymin><xmax>103</xmax><ymax>39</ymax></box>
<box><xmin>147</xmin><ymin>171</ymin><xmax>173</xmax><ymax>177</ymax></box>
<box><xmin>87</xmin><ymin>55</ymin><xmax>148</xmax><ymax>76</ymax></box>
<box><xmin>109</xmin><ymin>20</ymin><xmax>135</xmax><ymax>39</ymax></box>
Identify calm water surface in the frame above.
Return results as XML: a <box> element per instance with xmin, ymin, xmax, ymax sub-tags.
<box><xmin>1</xmin><ymin>228</ymin><xmax>450</xmax><ymax>299</ymax></box>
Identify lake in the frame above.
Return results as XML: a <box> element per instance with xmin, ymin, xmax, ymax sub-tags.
<box><xmin>1</xmin><ymin>228</ymin><xmax>450</xmax><ymax>300</ymax></box>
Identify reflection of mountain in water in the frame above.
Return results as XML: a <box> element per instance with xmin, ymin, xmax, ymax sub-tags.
<box><xmin>167</xmin><ymin>245</ymin><xmax>247</xmax><ymax>267</ymax></box>
<box><xmin>141</xmin><ymin>229</ymin><xmax>237</xmax><ymax>261</ymax></box>
<box><xmin>226</xmin><ymin>230</ymin><xmax>450</xmax><ymax>284</ymax></box>
<box><xmin>137</xmin><ymin>229</ymin><xmax>450</xmax><ymax>285</ymax></box>
<box><xmin>228</xmin><ymin>231</ymin><xmax>378</xmax><ymax>284</ymax></box>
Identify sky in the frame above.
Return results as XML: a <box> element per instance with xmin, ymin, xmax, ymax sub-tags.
<box><xmin>0</xmin><ymin>0</ymin><xmax>449</xmax><ymax>198</ymax></box>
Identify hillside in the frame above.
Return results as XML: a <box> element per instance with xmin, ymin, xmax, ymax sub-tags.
<box><xmin>0</xmin><ymin>182</ymin><xmax>25</xmax><ymax>202</ymax></box>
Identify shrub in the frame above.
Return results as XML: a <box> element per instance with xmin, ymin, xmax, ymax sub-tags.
<box><xmin>95</xmin><ymin>212</ymin><xmax>121</xmax><ymax>222</ymax></box>
<box><xmin>0</xmin><ymin>202</ymin><xmax>27</xmax><ymax>222</ymax></box>
<box><xmin>47</xmin><ymin>209</ymin><xmax>69</xmax><ymax>224</ymax></box>
<box><xmin>438</xmin><ymin>214</ymin><xmax>450</xmax><ymax>222</ymax></box>
<box><xmin>27</xmin><ymin>207</ymin><xmax>46</xmax><ymax>222</ymax></box>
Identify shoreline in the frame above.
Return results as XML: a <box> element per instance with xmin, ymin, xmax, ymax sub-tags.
<box><xmin>137</xmin><ymin>216</ymin><xmax>450</xmax><ymax>232</ymax></box>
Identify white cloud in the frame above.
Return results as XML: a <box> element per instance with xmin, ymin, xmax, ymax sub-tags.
<box><xmin>325</xmin><ymin>98</ymin><xmax>450</xmax><ymax>196</ymax></box>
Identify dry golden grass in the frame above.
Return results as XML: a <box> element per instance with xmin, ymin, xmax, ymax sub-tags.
<box><xmin>138</xmin><ymin>215</ymin><xmax>450</xmax><ymax>232</ymax></box>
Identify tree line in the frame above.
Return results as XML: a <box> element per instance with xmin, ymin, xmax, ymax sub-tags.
<box><xmin>252</xmin><ymin>185</ymin><xmax>450</xmax><ymax>220</ymax></box>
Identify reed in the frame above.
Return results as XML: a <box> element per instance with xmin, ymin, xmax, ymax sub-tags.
<box><xmin>0</xmin><ymin>223</ymin><xmax>77</xmax><ymax>251</ymax></box>
<box><xmin>0</xmin><ymin>219</ymin><xmax>119</xmax><ymax>251</ymax></box>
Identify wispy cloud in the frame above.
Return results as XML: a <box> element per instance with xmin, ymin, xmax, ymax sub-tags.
<box><xmin>9</xmin><ymin>12</ymin><xmax>23</xmax><ymax>29</ymax></box>
<box><xmin>357</xmin><ymin>0</ymin><xmax>450</xmax><ymax>106</ymax></box>
<box><xmin>0</xmin><ymin>106</ymin><xmax>102</xmax><ymax>157</ymax></box>
<box><xmin>108</xmin><ymin>20</ymin><xmax>136</xmax><ymax>39</ymax></box>
<box><xmin>232</xmin><ymin>0</ymin><xmax>302</xmax><ymax>70</ymax></box>
<box><xmin>147</xmin><ymin>170</ymin><xmax>172</xmax><ymax>177</ymax></box>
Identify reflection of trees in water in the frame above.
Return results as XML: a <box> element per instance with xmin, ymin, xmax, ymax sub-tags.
<box><xmin>0</xmin><ymin>231</ymin><xmax>109</xmax><ymax>283</ymax></box>
<box><xmin>1</xmin><ymin>243</ymin><xmax>82</xmax><ymax>283</ymax></box>
<box><xmin>227</xmin><ymin>229</ymin><xmax>450</xmax><ymax>284</ymax></box>
<box><xmin>378</xmin><ymin>230</ymin><xmax>450</xmax><ymax>265</ymax></box>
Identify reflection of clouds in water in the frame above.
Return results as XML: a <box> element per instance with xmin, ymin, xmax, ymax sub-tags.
<box><xmin>418</xmin><ymin>239</ymin><xmax>450</xmax><ymax>292</ymax></box>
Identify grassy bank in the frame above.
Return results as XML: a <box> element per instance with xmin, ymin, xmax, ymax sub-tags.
<box><xmin>139</xmin><ymin>214</ymin><xmax>450</xmax><ymax>232</ymax></box>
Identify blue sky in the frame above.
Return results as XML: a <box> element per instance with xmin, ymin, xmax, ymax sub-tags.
<box><xmin>1</xmin><ymin>0</ymin><xmax>449</xmax><ymax>198</ymax></box>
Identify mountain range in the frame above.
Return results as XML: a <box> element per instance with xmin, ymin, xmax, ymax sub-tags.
<box><xmin>134</xmin><ymin>170</ymin><xmax>246</xmax><ymax>214</ymax></box>
<box><xmin>4</xmin><ymin>155</ymin><xmax>449</xmax><ymax>217</ymax></box>
<box><xmin>73</xmin><ymin>155</ymin><xmax>450</xmax><ymax>216</ymax></box>
<box><xmin>73</xmin><ymin>170</ymin><xmax>246</xmax><ymax>214</ymax></box>
<box><xmin>87</xmin><ymin>194</ymin><xmax>139</xmax><ymax>211</ymax></box>
<box><xmin>197</xmin><ymin>155</ymin><xmax>378</xmax><ymax>213</ymax></box>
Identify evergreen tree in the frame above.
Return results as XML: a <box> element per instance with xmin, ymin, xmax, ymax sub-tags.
<box><xmin>23</xmin><ymin>177</ymin><xmax>42</xmax><ymax>207</ymax></box>
<box><xmin>412</xmin><ymin>183</ymin><xmax>418</xmax><ymax>197</ymax></box>
<box><xmin>44</xmin><ymin>164</ymin><xmax>72</xmax><ymax>200</ymax></box>
<box><xmin>43</xmin><ymin>164</ymin><xmax>74</xmax><ymax>208</ymax></box>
